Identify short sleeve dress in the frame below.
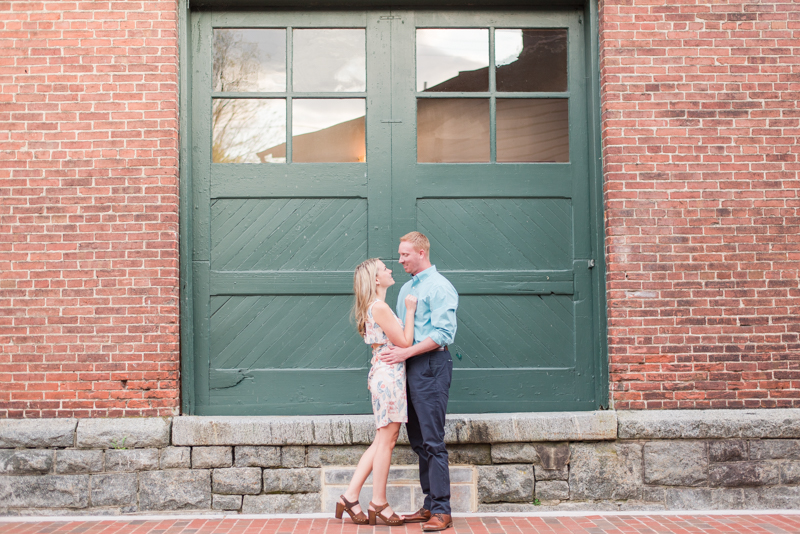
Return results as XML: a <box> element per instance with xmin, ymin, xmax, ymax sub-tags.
<box><xmin>364</xmin><ymin>300</ymin><xmax>409</xmax><ymax>429</ymax></box>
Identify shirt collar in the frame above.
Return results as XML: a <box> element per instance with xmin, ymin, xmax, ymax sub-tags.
<box><xmin>412</xmin><ymin>265</ymin><xmax>437</xmax><ymax>285</ymax></box>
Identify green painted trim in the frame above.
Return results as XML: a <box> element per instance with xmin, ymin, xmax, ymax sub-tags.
<box><xmin>585</xmin><ymin>0</ymin><xmax>609</xmax><ymax>408</ymax></box>
<box><xmin>179</xmin><ymin>0</ymin><xmax>195</xmax><ymax>414</ymax></box>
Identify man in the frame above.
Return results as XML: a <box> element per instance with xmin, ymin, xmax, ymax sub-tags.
<box><xmin>381</xmin><ymin>231</ymin><xmax>458</xmax><ymax>532</ymax></box>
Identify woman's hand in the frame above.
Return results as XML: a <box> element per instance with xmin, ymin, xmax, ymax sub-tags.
<box><xmin>405</xmin><ymin>294</ymin><xmax>417</xmax><ymax>313</ymax></box>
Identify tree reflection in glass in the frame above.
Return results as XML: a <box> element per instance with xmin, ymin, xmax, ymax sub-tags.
<box><xmin>213</xmin><ymin>29</ymin><xmax>286</xmax><ymax>92</ymax></box>
<box><xmin>212</xmin><ymin>99</ymin><xmax>286</xmax><ymax>163</ymax></box>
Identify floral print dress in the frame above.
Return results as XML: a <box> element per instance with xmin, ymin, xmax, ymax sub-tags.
<box><xmin>364</xmin><ymin>300</ymin><xmax>408</xmax><ymax>428</ymax></box>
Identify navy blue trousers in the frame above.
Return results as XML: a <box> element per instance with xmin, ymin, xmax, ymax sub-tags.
<box><xmin>405</xmin><ymin>349</ymin><xmax>453</xmax><ymax>515</ymax></box>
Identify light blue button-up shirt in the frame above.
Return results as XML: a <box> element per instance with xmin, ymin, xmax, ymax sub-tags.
<box><xmin>396</xmin><ymin>265</ymin><xmax>458</xmax><ymax>347</ymax></box>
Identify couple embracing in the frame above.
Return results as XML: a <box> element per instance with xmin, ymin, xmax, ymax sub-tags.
<box><xmin>335</xmin><ymin>231</ymin><xmax>458</xmax><ymax>531</ymax></box>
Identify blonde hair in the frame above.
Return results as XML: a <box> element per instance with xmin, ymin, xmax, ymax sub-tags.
<box><xmin>400</xmin><ymin>231</ymin><xmax>430</xmax><ymax>256</ymax></box>
<box><xmin>353</xmin><ymin>258</ymin><xmax>381</xmax><ymax>337</ymax></box>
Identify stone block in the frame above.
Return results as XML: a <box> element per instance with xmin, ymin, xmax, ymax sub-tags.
<box><xmin>392</xmin><ymin>446</ymin><xmax>419</xmax><ymax>465</ymax></box>
<box><xmin>477</xmin><ymin>465</ymin><xmax>533</xmax><ymax>503</ymax></box>
<box><xmin>535</xmin><ymin>480</ymin><xmax>569</xmax><ymax>501</ymax></box>
<box><xmin>709</xmin><ymin>461</ymin><xmax>780</xmax><ymax>487</ymax></box>
<box><xmin>744</xmin><ymin>486</ymin><xmax>800</xmax><ymax>509</ymax></box>
<box><xmin>173</xmin><ymin>416</ymin><xmax>358</xmax><ymax>446</ymax></box>
<box><xmin>0</xmin><ymin>419</ymin><xmax>76</xmax><ymax>448</ymax></box>
<box><xmin>665</xmin><ymin>488</ymin><xmax>744</xmax><ymax>510</ymax></box>
<box><xmin>307</xmin><ymin>445</ymin><xmax>367</xmax><ymax>467</ymax></box>
<box><xmin>90</xmin><ymin>473</ymin><xmax>137</xmax><ymax>507</ymax></box>
<box><xmin>192</xmin><ymin>446</ymin><xmax>232</xmax><ymax>468</ymax></box>
<box><xmin>263</xmin><ymin>468</ymin><xmax>320</xmax><ymax>493</ymax></box>
<box><xmin>750</xmin><ymin>439</ymin><xmax>800</xmax><ymax>460</ymax></box>
<box><xmin>450</xmin><ymin>412</ymin><xmax>616</xmax><ymax>443</ymax></box>
<box><xmin>235</xmin><ymin>446</ymin><xmax>280</xmax><ymax>467</ymax></box>
<box><xmin>569</xmin><ymin>442</ymin><xmax>643</xmax><ymax>500</ymax></box>
<box><xmin>618</xmin><ymin>409</ymin><xmax>800</xmax><ymax>440</ymax></box>
<box><xmin>213</xmin><ymin>494</ymin><xmax>242</xmax><ymax>511</ymax></box>
<box><xmin>0</xmin><ymin>450</ymin><xmax>53</xmax><ymax>475</ymax></box>
<box><xmin>448</xmin><ymin>444</ymin><xmax>491</xmax><ymax>465</ymax></box>
<box><xmin>0</xmin><ymin>475</ymin><xmax>89</xmax><ymax>508</ymax></box>
<box><xmin>77</xmin><ymin>418</ymin><xmax>171</xmax><ymax>449</ymax></box>
<box><xmin>709</xmin><ymin>440</ymin><xmax>748</xmax><ymax>463</ymax></box>
<box><xmin>242</xmin><ymin>493</ymin><xmax>321</xmax><ymax>514</ymax></box>
<box><xmin>105</xmin><ymin>449</ymin><xmax>159</xmax><ymax>472</ymax></box>
<box><xmin>160</xmin><ymin>447</ymin><xmax>191</xmax><ymax>469</ymax></box>
<box><xmin>534</xmin><ymin>465</ymin><xmax>568</xmax><ymax>481</ymax></box>
<box><xmin>139</xmin><ymin>470</ymin><xmax>211</xmax><ymax>511</ymax></box>
<box><xmin>781</xmin><ymin>461</ymin><xmax>800</xmax><ymax>484</ymax></box>
<box><xmin>281</xmin><ymin>446</ymin><xmax>305</xmax><ymax>467</ymax></box>
<box><xmin>534</xmin><ymin>443</ymin><xmax>570</xmax><ymax>470</ymax></box>
<box><xmin>491</xmin><ymin>443</ymin><xmax>540</xmax><ymax>464</ymax></box>
<box><xmin>212</xmin><ymin>467</ymin><xmax>262</xmax><ymax>495</ymax></box>
<box><xmin>56</xmin><ymin>450</ymin><xmax>104</xmax><ymax>474</ymax></box>
<box><xmin>643</xmin><ymin>441</ymin><xmax>707</xmax><ymax>486</ymax></box>
<box><xmin>449</xmin><ymin>484</ymin><xmax>474</xmax><ymax>513</ymax></box>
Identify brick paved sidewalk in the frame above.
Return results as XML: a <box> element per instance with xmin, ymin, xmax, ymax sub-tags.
<box><xmin>3</xmin><ymin>515</ymin><xmax>800</xmax><ymax>534</ymax></box>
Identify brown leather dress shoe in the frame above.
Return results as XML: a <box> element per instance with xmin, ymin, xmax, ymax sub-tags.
<box><xmin>422</xmin><ymin>513</ymin><xmax>453</xmax><ymax>531</ymax></box>
<box><xmin>402</xmin><ymin>507</ymin><xmax>431</xmax><ymax>523</ymax></box>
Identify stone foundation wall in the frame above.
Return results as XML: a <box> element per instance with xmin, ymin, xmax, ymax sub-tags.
<box><xmin>2</xmin><ymin>410</ymin><xmax>800</xmax><ymax>515</ymax></box>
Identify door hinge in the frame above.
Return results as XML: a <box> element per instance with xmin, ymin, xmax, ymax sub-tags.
<box><xmin>588</xmin><ymin>259</ymin><xmax>595</xmax><ymax>268</ymax></box>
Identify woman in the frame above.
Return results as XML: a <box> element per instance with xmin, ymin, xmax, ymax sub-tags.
<box><xmin>335</xmin><ymin>258</ymin><xmax>417</xmax><ymax>526</ymax></box>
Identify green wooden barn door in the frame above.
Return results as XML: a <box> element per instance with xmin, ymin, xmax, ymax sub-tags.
<box><xmin>388</xmin><ymin>11</ymin><xmax>598</xmax><ymax>411</ymax></box>
<box><xmin>189</xmin><ymin>9</ymin><xmax>601</xmax><ymax>415</ymax></box>
<box><xmin>191</xmin><ymin>11</ymin><xmax>395</xmax><ymax>414</ymax></box>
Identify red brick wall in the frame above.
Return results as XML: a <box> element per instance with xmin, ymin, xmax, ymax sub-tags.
<box><xmin>0</xmin><ymin>1</ymin><xmax>180</xmax><ymax>417</ymax></box>
<box><xmin>601</xmin><ymin>0</ymin><xmax>800</xmax><ymax>408</ymax></box>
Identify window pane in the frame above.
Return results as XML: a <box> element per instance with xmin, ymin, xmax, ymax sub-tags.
<box><xmin>213</xmin><ymin>29</ymin><xmax>286</xmax><ymax>92</ymax></box>
<box><xmin>293</xmin><ymin>29</ymin><xmax>366</xmax><ymax>92</ymax></box>
<box><xmin>417</xmin><ymin>29</ymin><xmax>489</xmax><ymax>92</ymax></box>
<box><xmin>496</xmin><ymin>99</ymin><xmax>569</xmax><ymax>163</ymax></box>
<box><xmin>288</xmin><ymin>99</ymin><xmax>365</xmax><ymax>163</ymax></box>
<box><xmin>417</xmin><ymin>99</ymin><xmax>489</xmax><ymax>163</ymax></box>
<box><xmin>496</xmin><ymin>29</ymin><xmax>567</xmax><ymax>92</ymax></box>
<box><xmin>212</xmin><ymin>99</ymin><xmax>286</xmax><ymax>163</ymax></box>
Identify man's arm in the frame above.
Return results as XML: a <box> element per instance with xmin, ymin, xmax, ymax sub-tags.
<box><xmin>381</xmin><ymin>283</ymin><xmax>458</xmax><ymax>365</ymax></box>
<box><xmin>380</xmin><ymin>337</ymin><xmax>439</xmax><ymax>365</ymax></box>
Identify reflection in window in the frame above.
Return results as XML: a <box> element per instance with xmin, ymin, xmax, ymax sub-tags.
<box><xmin>213</xmin><ymin>29</ymin><xmax>286</xmax><ymax>92</ymax></box>
<box><xmin>417</xmin><ymin>99</ymin><xmax>489</xmax><ymax>163</ymax></box>
<box><xmin>496</xmin><ymin>99</ymin><xmax>569</xmax><ymax>162</ymax></box>
<box><xmin>257</xmin><ymin>99</ymin><xmax>366</xmax><ymax>163</ymax></box>
<box><xmin>496</xmin><ymin>29</ymin><xmax>567</xmax><ymax>92</ymax></box>
<box><xmin>293</xmin><ymin>29</ymin><xmax>366</xmax><ymax>92</ymax></box>
<box><xmin>417</xmin><ymin>29</ymin><xmax>489</xmax><ymax>92</ymax></box>
<box><xmin>212</xmin><ymin>99</ymin><xmax>286</xmax><ymax>163</ymax></box>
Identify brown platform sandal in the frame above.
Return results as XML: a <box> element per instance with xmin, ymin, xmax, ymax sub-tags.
<box><xmin>334</xmin><ymin>495</ymin><xmax>368</xmax><ymax>525</ymax></box>
<box><xmin>368</xmin><ymin>501</ymin><xmax>404</xmax><ymax>526</ymax></box>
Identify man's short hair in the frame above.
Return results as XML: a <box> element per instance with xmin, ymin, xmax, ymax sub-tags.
<box><xmin>400</xmin><ymin>231</ymin><xmax>430</xmax><ymax>255</ymax></box>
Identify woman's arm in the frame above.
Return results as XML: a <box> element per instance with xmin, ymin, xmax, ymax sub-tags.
<box><xmin>372</xmin><ymin>297</ymin><xmax>416</xmax><ymax>348</ymax></box>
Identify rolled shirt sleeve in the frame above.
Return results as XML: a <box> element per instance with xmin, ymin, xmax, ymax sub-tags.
<box><xmin>428</xmin><ymin>284</ymin><xmax>458</xmax><ymax>346</ymax></box>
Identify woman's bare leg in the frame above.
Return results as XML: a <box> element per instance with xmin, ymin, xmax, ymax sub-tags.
<box><xmin>369</xmin><ymin>422</ymin><xmax>401</xmax><ymax>517</ymax></box>
<box><xmin>340</xmin><ymin>440</ymin><xmax>378</xmax><ymax>515</ymax></box>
